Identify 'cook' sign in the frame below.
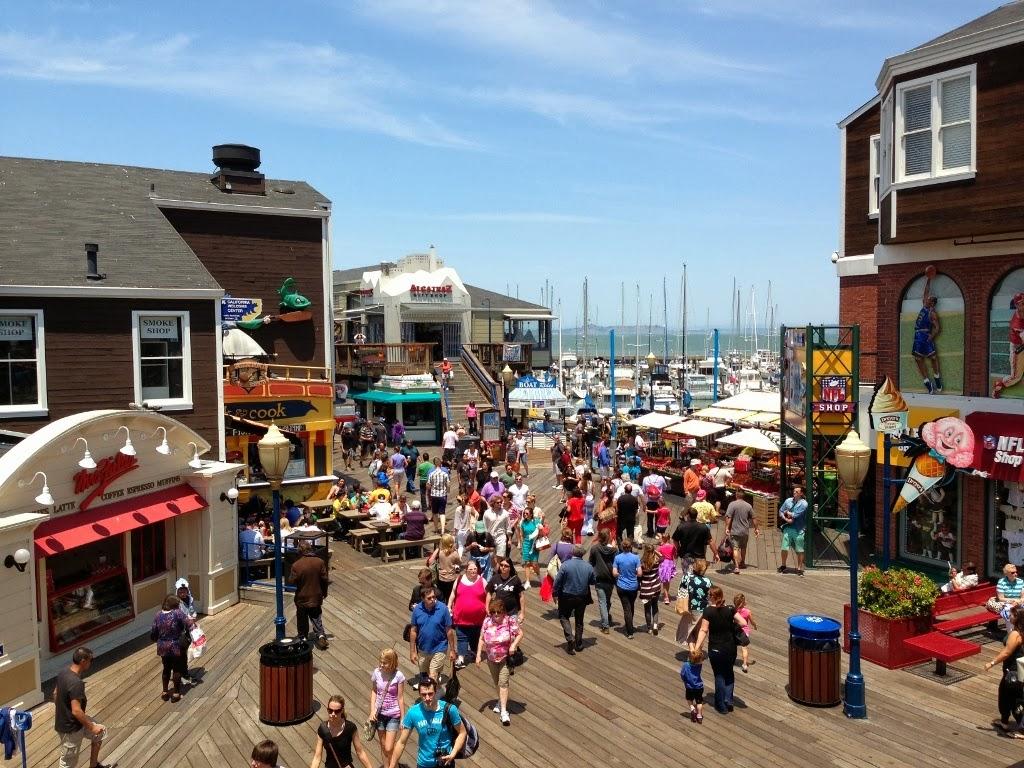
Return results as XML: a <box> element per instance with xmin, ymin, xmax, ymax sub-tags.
<box><xmin>140</xmin><ymin>317</ymin><xmax>180</xmax><ymax>341</ymax></box>
<box><xmin>0</xmin><ymin>316</ymin><xmax>33</xmax><ymax>341</ymax></box>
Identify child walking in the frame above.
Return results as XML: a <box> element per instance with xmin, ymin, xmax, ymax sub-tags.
<box><xmin>681</xmin><ymin>648</ymin><xmax>705</xmax><ymax>723</ymax></box>
<box><xmin>639</xmin><ymin>543</ymin><xmax>664</xmax><ymax>635</ymax></box>
<box><xmin>733</xmin><ymin>592</ymin><xmax>757</xmax><ymax>672</ymax></box>
<box><xmin>656</xmin><ymin>533</ymin><xmax>677</xmax><ymax>605</ymax></box>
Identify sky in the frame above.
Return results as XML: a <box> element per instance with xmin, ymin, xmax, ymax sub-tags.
<box><xmin>0</xmin><ymin>0</ymin><xmax>1002</xmax><ymax>330</ymax></box>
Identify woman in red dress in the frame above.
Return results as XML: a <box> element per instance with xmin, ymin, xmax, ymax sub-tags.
<box><xmin>565</xmin><ymin>488</ymin><xmax>586</xmax><ymax>544</ymax></box>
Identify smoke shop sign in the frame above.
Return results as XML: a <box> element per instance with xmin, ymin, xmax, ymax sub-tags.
<box><xmin>967</xmin><ymin>412</ymin><xmax>1024</xmax><ymax>482</ymax></box>
<box><xmin>140</xmin><ymin>317</ymin><xmax>179</xmax><ymax>340</ymax></box>
<box><xmin>409</xmin><ymin>284</ymin><xmax>453</xmax><ymax>303</ymax></box>
<box><xmin>74</xmin><ymin>452</ymin><xmax>140</xmax><ymax>511</ymax></box>
<box><xmin>0</xmin><ymin>316</ymin><xmax>33</xmax><ymax>341</ymax></box>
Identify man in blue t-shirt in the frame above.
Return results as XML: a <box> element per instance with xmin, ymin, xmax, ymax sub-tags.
<box><xmin>389</xmin><ymin>677</ymin><xmax>466</xmax><ymax>768</ymax></box>
<box><xmin>409</xmin><ymin>587</ymin><xmax>457</xmax><ymax>686</ymax></box>
<box><xmin>778</xmin><ymin>486</ymin><xmax>808</xmax><ymax>575</ymax></box>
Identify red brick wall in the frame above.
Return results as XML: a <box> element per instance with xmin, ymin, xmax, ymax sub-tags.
<box><xmin>839</xmin><ymin>274</ymin><xmax>880</xmax><ymax>384</ymax></box>
<box><xmin>871</xmin><ymin>252</ymin><xmax>1023</xmax><ymax>564</ymax></box>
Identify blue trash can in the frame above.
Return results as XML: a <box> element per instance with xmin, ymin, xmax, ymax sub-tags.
<box><xmin>788</xmin><ymin>614</ymin><xmax>841</xmax><ymax>707</ymax></box>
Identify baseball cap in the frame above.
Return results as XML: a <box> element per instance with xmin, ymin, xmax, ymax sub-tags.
<box><xmin>490</xmin><ymin>471</ymin><xmax>499</xmax><ymax>478</ymax></box>
<box><xmin>475</xmin><ymin>520</ymin><xmax>486</xmax><ymax>532</ymax></box>
<box><xmin>690</xmin><ymin>458</ymin><xmax>701</xmax><ymax>466</ymax></box>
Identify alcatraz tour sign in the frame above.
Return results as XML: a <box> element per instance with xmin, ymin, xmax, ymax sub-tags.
<box><xmin>967</xmin><ymin>412</ymin><xmax>1024</xmax><ymax>482</ymax></box>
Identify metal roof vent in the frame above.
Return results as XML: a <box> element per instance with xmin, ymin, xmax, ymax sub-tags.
<box><xmin>85</xmin><ymin>243</ymin><xmax>105</xmax><ymax>281</ymax></box>
<box><xmin>211</xmin><ymin>144</ymin><xmax>265</xmax><ymax>195</ymax></box>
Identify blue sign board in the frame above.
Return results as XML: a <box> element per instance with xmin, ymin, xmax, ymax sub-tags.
<box><xmin>221</xmin><ymin>297</ymin><xmax>263</xmax><ymax>323</ymax></box>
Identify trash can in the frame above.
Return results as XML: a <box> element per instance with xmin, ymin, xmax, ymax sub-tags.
<box><xmin>259</xmin><ymin>638</ymin><xmax>314</xmax><ymax>725</ymax></box>
<box><xmin>787</xmin><ymin>614</ymin><xmax>841</xmax><ymax>707</ymax></box>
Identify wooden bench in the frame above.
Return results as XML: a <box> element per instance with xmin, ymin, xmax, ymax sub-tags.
<box><xmin>903</xmin><ymin>632</ymin><xmax>981</xmax><ymax>676</ymax></box>
<box><xmin>348</xmin><ymin>527</ymin><xmax>380</xmax><ymax>553</ymax></box>
<box><xmin>378</xmin><ymin>535</ymin><xmax>441</xmax><ymax>563</ymax></box>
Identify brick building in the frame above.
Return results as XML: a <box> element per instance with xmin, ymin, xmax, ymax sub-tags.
<box><xmin>837</xmin><ymin>3</ymin><xmax>1024</xmax><ymax>577</ymax></box>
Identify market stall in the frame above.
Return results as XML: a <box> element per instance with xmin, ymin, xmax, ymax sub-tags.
<box><xmin>715</xmin><ymin>428</ymin><xmax>785</xmax><ymax>528</ymax></box>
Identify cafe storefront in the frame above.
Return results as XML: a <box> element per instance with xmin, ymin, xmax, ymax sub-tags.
<box><xmin>0</xmin><ymin>410</ymin><xmax>241</xmax><ymax>709</ymax></box>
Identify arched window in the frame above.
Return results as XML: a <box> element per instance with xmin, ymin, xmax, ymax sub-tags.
<box><xmin>899</xmin><ymin>270</ymin><xmax>964</xmax><ymax>394</ymax></box>
<box><xmin>988</xmin><ymin>267</ymin><xmax>1024</xmax><ymax>399</ymax></box>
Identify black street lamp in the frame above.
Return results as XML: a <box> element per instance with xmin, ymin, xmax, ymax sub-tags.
<box><xmin>257</xmin><ymin>423</ymin><xmax>292</xmax><ymax>641</ymax></box>
<box><xmin>483</xmin><ymin>298</ymin><xmax>492</xmax><ymax>347</ymax></box>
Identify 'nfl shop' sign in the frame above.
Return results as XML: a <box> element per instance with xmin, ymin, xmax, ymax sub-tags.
<box><xmin>967</xmin><ymin>412</ymin><xmax>1024</xmax><ymax>482</ymax></box>
<box><xmin>812</xmin><ymin>376</ymin><xmax>855</xmax><ymax>413</ymax></box>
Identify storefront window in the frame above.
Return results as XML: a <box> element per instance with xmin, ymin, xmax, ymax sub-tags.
<box><xmin>46</xmin><ymin>537</ymin><xmax>134</xmax><ymax>652</ymax></box>
<box><xmin>988</xmin><ymin>480</ymin><xmax>1024</xmax><ymax>579</ymax></box>
<box><xmin>131</xmin><ymin>522</ymin><xmax>167</xmax><ymax>581</ymax></box>
<box><xmin>899</xmin><ymin>474</ymin><xmax>961</xmax><ymax>566</ymax></box>
<box><xmin>133</xmin><ymin>311</ymin><xmax>192</xmax><ymax>408</ymax></box>
<box><xmin>402</xmin><ymin>401</ymin><xmax>437</xmax><ymax>426</ymax></box>
<box><xmin>504</xmin><ymin>320</ymin><xmax>550</xmax><ymax>350</ymax></box>
<box><xmin>988</xmin><ymin>268</ymin><xmax>1024</xmax><ymax>399</ymax></box>
<box><xmin>898</xmin><ymin>272</ymin><xmax>964</xmax><ymax>394</ymax></box>
<box><xmin>0</xmin><ymin>309</ymin><xmax>46</xmax><ymax>414</ymax></box>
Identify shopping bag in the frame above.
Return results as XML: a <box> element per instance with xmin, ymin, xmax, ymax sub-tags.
<box><xmin>632</xmin><ymin>523</ymin><xmax>644</xmax><ymax>543</ymax></box>
<box><xmin>534</xmin><ymin>536</ymin><xmax>551</xmax><ymax>551</ymax></box>
<box><xmin>189</xmin><ymin>625</ymin><xmax>207</xmax><ymax>659</ymax></box>
<box><xmin>539</xmin><ymin>574</ymin><xmax>554</xmax><ymax>602</ymax></box>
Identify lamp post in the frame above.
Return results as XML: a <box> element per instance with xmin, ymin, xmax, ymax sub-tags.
<box><xmin>835</xmin><ymin>429</ymin><xmax>871</xmax><ymax>719</ymax></box>
<box><xmin>646</xmin><ymin>351</ymin><xmax>656</xmax><ymax>411</ymax></box>
<box><xmin>483</xmin><ymin>298</ymin><xmax>492</xmax><ymax>348</ymax></box>
<box><xmin>501</xmin><ymin>363</ymin><xmax>514</xmax><ymax>435</ymax></box>
<box><xmin>258</xmin><ymin>423</ymin><xmax>292</xmax><ymax>642</ymax></box>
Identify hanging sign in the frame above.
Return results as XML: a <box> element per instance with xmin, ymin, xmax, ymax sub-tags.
<box><xmin>0</xmin><ymin>316</ymin><xmax>33</xmax><ymax>341</ymax></box>
<box><xmin>140</xmin><ymin>317</ymin><xmax>180</xmax><ymax>341</ymax></box>
<box><xmin>967</xmin><ymin>412</ymin><xmax>1024</xmax><ymax>482</ymax></box>
<box><xmin>221</xmin><ymin>298</ymin><xmax>263</xmax><ymax>323</ymax></box>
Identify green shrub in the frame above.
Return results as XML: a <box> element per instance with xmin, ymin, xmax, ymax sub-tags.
<box><xmin>858</xmin><ymin>566</ymin><xmax>939</xmax><ymax>619</ymax></box>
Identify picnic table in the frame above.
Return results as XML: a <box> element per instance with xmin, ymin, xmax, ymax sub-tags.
<box><xmin>300</xmin><ymin>499</ymin><xmax>337</xmax><ymax>514</ymax></box>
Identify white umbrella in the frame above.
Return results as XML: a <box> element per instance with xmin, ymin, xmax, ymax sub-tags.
<box><xmin>716</xmin><ymin>428</ymin><xmax>781</xmax><ymax>453</ymax></box>
<box><xmin>223</xmin><ymin>328</ymin><xmax>269</xmax><ymax>359</ymax></box>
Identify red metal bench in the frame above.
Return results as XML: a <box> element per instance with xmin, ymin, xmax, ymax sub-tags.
<box><xmin>900</xmin><ymin>583</ymin><xmax>997</xmax><ymax>676</ymax></box>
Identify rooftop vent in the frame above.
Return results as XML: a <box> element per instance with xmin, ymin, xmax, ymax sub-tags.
<box><xmin>211</xmin><ymin>144</ymin><xmax>265</xmax><ymax>195</ymax></box>
<box><xmin>85</xmin><ymin>243</ymin><xmax>105</xmax><ymax>281</ymax></box>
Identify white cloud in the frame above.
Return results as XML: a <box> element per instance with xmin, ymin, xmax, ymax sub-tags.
<box><xmin>681</xmin><ymin>0</ymin><xmax>917</xmax><ymax>30</ymax></box>
<box><xmin>355</xmin><ymin>0</ymin><xmax>771</xmax><ymax>81</ymax></box>
<box><xmin>0</xmin><ymin>32</ymin><xmax>478</xmax><ymax>149</ymax></box>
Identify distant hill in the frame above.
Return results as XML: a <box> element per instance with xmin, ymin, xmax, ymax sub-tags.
<box><xmin>564</xmin><ymin>324</ymin><xmax>672</xmax><ymax>336</ymax></box>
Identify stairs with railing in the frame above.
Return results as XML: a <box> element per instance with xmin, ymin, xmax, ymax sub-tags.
<box><xmin>433</xmin><ymin>347</ymin><xmax>502</xmax><ymax>428</ymax></box>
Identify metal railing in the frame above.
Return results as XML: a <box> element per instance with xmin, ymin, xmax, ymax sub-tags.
<box><xmin>223</xmin><ymin>362</ymin><xmax>330</xmax><ymax>382</ymax></box>
<box><xmin>334</xmin><ymin>342</ymin><xmax>436</xmax><ymax>375</ymax></box>
<box><xmin>466</xmin><ymin>342</ymin><xmax>533</xmax><ymax>372</ymax></box>
<box><xmin>460</xmin><ymin>345</ymin><xmax>502</xmax><ymax>416</ymax></box>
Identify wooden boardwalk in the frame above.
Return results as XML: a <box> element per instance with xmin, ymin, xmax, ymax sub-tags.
<box><xmin>22</xmin><ymin>447</ymin><xmax>1023</xmax><ymax>767</ymax></box>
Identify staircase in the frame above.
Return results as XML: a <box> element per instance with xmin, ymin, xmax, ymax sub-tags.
<box><xmin>435</xmin><ymin>358</ymin><xmax>497</xmax><ymax>427</ymax></box>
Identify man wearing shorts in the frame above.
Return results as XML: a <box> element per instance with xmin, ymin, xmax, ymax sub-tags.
<box><xmin>427</xmin><ymin>459</ymin><xmax>450</xmax><ymax>534</ymax></box>
<box><xmin>408</xmin><ymin>587</ymin><xmax>457</xmax><ymax>687</ymax></box>
<box><xmin>54</xmin><ymin>647</ymin><xmax>108</xmax><ymax>768</ymax></box>
<box><xmin>724</xmin><ymin>492</ymin><xmax>759</xmax><ymax>571</ymax></box>
<box><xmin>912</xmin><ymin>270</ymin><xmax>942</xmax><ymax>393</ymax></box>
<box><xmin>778</xmin><ymin>486</ymin><xmax>807</xmax><ymax>575</ymax></box>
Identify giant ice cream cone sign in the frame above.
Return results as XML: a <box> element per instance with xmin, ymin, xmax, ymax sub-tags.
<box><xmin>869</xmin><ymin>377</ymin><xmax>909</xmax><ymax>435</ymax></box>
<box><xmin>892</xmin><ymin>416</ymin><xmax>985</xmax><ymax>514</ymax></box>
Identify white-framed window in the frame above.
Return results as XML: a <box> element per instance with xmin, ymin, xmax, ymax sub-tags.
<box><xmin>895</xmin><ymin>64</ymin><xmax>975</xmax><ymax>184</ymax></box>
<box><xmin>868</xmin><ymin>134</ymin><xmax>881</xmax><ymax>217</ymax></box>
<box><xmin>0</xmin><ymin>309</ymin><xmax>46</xmax><ymax>416</ymax></box>
<box><xmin>131</xmin><ymin>311</ymin><xmax>193</xmax><ymax>410</ymax></box>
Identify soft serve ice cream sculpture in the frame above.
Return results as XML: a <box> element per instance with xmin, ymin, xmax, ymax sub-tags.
<box><xmin>869</xmin><ymin>377</ymin><xmax>909</xmax><ymax>435</ymax></box>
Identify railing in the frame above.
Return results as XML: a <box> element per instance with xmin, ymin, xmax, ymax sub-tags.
<box><xmin>223</xmin><ymin>362</ymin><xmax>330</xmax><ymax>382</ymax></box>
<box><xmin>460</xmin><ymin>345</ymin><xmax>502</xmax><ymax>417</ymax></box>
<box><xmin>334</xmin><ymin>343</ymin><xmax>436</xmax><ymax>376</ymax></box>
<box><xmin>466</xmin><ymin>343</ymin><xmax>532</xmax><ymax>372</ymax></box>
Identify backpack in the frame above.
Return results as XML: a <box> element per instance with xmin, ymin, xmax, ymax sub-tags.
<box><xmin>442</xmin><ymin>702</ymin><xmax>479</xmax><ymax>758</ymax></box>
<box><xmin>700</xmin><ymin>472</ymin><xmax>716</xmax><ymax>493</ymax></box>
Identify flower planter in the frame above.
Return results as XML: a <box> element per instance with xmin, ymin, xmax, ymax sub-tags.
<box><xmin>842</xmin><ymin>604</ymin><xmax>933</xmax><ymax>670</ymax></box>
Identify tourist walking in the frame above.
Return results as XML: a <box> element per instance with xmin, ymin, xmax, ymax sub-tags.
<box><xmin>588</xmin><ymin>530</ymin><xmax>617</xmax><ymax>634</ymax></box>
<box><xmin>681</xmin><ymin>648</ymin><xmax>706</xmax><ymax>724</ymax></box>
<box><xmin>596</xmin><ymin>486</ymin><xmax>617</xmax><ymax>542</ymax></box>
<box><xmin>514</xmin><ymin>430</ymin><xmax>529</xmax><ymax>474</ymax></box>
<box><xmin>416</xmin><ymin>452</ymin><xmax>434</xmax><ymax>510</ymax></box>
<box><xmin>53</xmin><ymin>647</ymin><xmax>107</xmax><ymax>768</ymax></box>
<box><xmin>487</xmin><ymin>557</ymin><xmax>526</xmax><ymax>622</ymax></box>
<box><xmin>657</xmin><ymin>533</ymin><xmax>677</xmax><ymax>604</ymax></box>
<box><xmin>639</xmin><ymin>543</ymin><xmax>663</xmax><ymax>635</ymax></box>
<box><xmin>410</xmin><ymin>586</ymin><xmax>457</xmax><ymax>686</ymax></box>
<box><xmin>641</xmin><ymin>469</ymin><xmax>667</xmax><ymax>537</ymax></box>
<box><xmin>387</xmin><ymin>677</ymin><xmax>467</xmax><ymax>768</ymax></box>
<box><xmin>518</xmin><ymin>500</ymin><xmax>543</xmax><ymax>586</ymax></box>
<box><xmin>308</xmin><ymin>694</ymin><xmax>374</xmax><ymax>768</ymax></box>
<box><xmin>428</xmin><ymin>459</ymin><xmax>451</xmax><ymax>534</ymax></box>
<box><xmin>466</xmin><ymin>401</ymin><xmax>478</xmax><ymax>434</ymax></box>
<box><xmin>429</xmin><ymin>534</ymin><xmax>461</xmax><ymax>603</ymax></box>
<box><xmin>673</xmin><ymin>508</ymin><xmax>716</xmax><ymax>575</ymax></box>
<box><xmin>985</xmin><ymin>608</ymin><xmax>1024</xmax><ymax>734</ymax></box>
<box><xmin>287</xmin><ymin>540</ymin><xmax>331</xmax><ymax>650</ymax></box>
<box><xmin>408</xmin><ymin>567</ymin><xmax>436</xmax><ymax>611</ymax></box>
<box><xmin>150</xmin><ymin>594</ymin><xmax>188</xmax><ymax>702</ymax></box>
<box><xmin>676</xmin><ymin>558</ymin><xmax>712</xmax><ymax>649</ymax></box>
<box><xmin>465</xmin><ymin>520</ymin><xmax>496</xmax><ymax>580</ymax></box>
<box><xmin>565</xmin><ymin>488</ymin><xmax>585</xmax><ymax>545</ymax></box>
<box><xmin>553</xmin><ymin>544</ymin><xmax>596</xmax><ymax>654</ymax></box>
<box><xmin>477</xmin><ymin>597</ymin><xmax>524</xmax><ymax>725</ymax></box>
<box><xmin>483</xmin><ymin>493</ymin><xmax>511</xmax><ymax>562</ymax></box>
<box><xmin>368</xmin><ymin>649</ymin><xmax>406</xmax><ymax>767</ymax></box>
<box><xmin>448</xmin><ymin>560</ymin><xmax>488</xmax><ymax>670</ymax></box>
<box><xmin>174</xmin><ymin>577</ymin><xmax>199</xmax><ymax>683</ymax></box>
<box><xmin>613</xmin><ymin>539</ymin><xmax>642</xmax><ymax>639</ymax></box>
<box><xmin>694</xmin><ymin>586</ymin><xmax>748</xmax><ymax>714</ymax></box>
<box><xmin>389</xmin><ymin>446</ymin><xmax>409</xmax><ymax>498</ymax></box>
<box><xmin>725</xmin><ymin>492</ymin><xmax>759</xmax><ymax>571</ymax></box>
<box><xmin>452</xmin><ymin>494</ymin><xmax>475</xmax><ymax>555</ymax></box>
<box><xmin>733</xmin><ymin>593</ymin><xmax>757</xmax><ymax>672</ymax></box>
<box><xmin>615</xmin><ymin>485</ymin><xmax>640</xmax><ymax>543</ymax></box>
<box><xmin>251</xmin><ymin>740</ymin><xmax>282</xmax><ymax>768</ymax></box>
<box><xmin>778</xmin><ymin>486</ymin><xmax>808</xmax><ymax>574</ymax></box>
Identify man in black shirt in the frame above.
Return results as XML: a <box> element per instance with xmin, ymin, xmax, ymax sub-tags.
<box><xmin>615</xmin><ymin>485</ymin><xmax>640</xmax><ymax>542</ymax></box>
<box><xmin>54</xmin><ymin>647</ymin><xmax>108</xmax><ymax>768</ymax></box>
<box><xmin>672</xmin><ymin>509</ymin><xmax>715</xmax><ymax>575</ymax></box>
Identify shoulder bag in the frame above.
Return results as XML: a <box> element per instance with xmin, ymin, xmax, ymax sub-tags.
<box><xmin>732</xmin><ymin>606</ymin><xmax>750</xmax><ymax>647</ymax></box>
<box><xmin>363</xmin><ymin>670</ymin><xmax>396</xmax><ymax>742</ymax></box>
<box><xmin>675</xmin><ymin>577</ymin><xmax>691</xmax><ymax>616</ymax></box>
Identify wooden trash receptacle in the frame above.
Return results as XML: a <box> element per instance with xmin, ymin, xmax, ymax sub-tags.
<box><xmin>787</xmin><ymin>615</ymin><xmax>841</xmax><ymax>707</ymax></box>
<box><xmin>259</xmin><ymin>638</ymin><xmax>314</xmax><ymax>725</ymax></box>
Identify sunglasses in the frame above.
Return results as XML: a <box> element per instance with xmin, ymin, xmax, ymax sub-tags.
<box><xmin>328</xmin><ymin>707</ymin><xmax>343</xmax><ymax>714</ymax></box>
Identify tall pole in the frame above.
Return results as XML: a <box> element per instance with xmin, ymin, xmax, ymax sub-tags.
<box><xmin>845</xmin><ymin>495</ymin><xmax>866</xmax><ymax>718</ymax></box>
<box><xmin>557</xmin><ymin>298</ymin><xmax>563</xmax><ymax>395</ymax></box>
<box><xmin>882</xmin><ymin>435</ymin><xmax>892</xmax><ymax>569</ymax></box>
<box><xmin>271</xmin><ymin>484</ymin><xmax>286</xmax><ymax>641</ymax></box>
<box><xmin>635</xmin><ymin>283</ymin><xmax>640</xmax><ymax>390</ymax></box>
<box><xmin>682</xmin><ymin>264</ymin><xmax>687</xmax><ymax>391</ymax></box>
<box><xmin>713</xmin><ymin>329</ymin><xmax>720</xmax><ymax>403</ymax></box>
<box><xmin>610</xmin><ymin>330</ymin><xmax>617</xmax><ymax>447</ymax></box>
<box><xmin>662</xmin><ymin>276</ymin><xmax>669</xmax><ymax>365</ymax></box>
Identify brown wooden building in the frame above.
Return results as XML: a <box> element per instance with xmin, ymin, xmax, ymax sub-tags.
<box><xmin>837</xmin><ymin>3</ymin><xmax>1024</xmax><ymax>578</ymax></box>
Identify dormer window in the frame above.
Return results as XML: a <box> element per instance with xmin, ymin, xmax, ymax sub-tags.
<box><xmin>895</xmin><ymin>65</ymin><xmax>975</xmax><ymax>185</ymax></box>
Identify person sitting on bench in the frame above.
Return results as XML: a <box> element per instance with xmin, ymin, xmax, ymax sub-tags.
<box><xmin>401</xmin><ymin>500</ymin><xmax>427</xmax><ymax>541</ymax></box>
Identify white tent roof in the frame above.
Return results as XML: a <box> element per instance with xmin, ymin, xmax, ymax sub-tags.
<box><xmin>692</xmin><ymin>406</ymin><xmax>756</xmax><ymax>423</ymax></box>
<box><xmin>507</xmin><ymin>386</ymin><xmax>569</xmax><ymax>409</ymax></box>
<box><xmin>665</xmin><ymin>420</ymin><xmax>732</xmax><ymax>438</ymax></box>
<box><xmin>626</xmin><ymin>412</ymin><xmax>684</xmax><ymax>430</ymax></box>
<box><xmin>716</xmin><ymin>428</ymin><xmax>781</xmax><ymax>453</ymax></box>
<box><xmin>713</xmin><ymin>391</ymin><xmax>780</xmax><ymax>413</ymax></box>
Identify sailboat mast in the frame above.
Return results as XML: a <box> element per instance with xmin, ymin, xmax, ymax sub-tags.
<box><xmin>662</xmin><ymin>276</ymin><xmax>669</xmax><ymax>364</ymax></box>
<box><xmin>681</xmin><ymin>264</ymin><xmax>688</xmax><ymax>390</ymax></box>
<box><xmin>635</xmin><ymin>283</ymin><xmax>640</xmax><ymax>386</ymax></box>
<box><xmin>582</xmin><ymin>278</ymin><xmax>589</xmax><ymax>369</ymax></box>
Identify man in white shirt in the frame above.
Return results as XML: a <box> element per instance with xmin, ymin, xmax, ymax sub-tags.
<box><xmin>442</xmin><ymin>426</ymin><xmax>458</xmax><ymax>463</ymax></box>
<box><xmin>613</xmin><ymin>480</ymin><xmax>642</xmax><ymax>502</ymax></box>
<box><xmin>634</xmin><ymin>432</ymin><xmax>647</xmax><ymax>453</ymax></box>
<box><xmin>427</xmin><ymin>460</ymin><xmax>450</xmax><ymax>534</ymax></box>
<box><xmin>369</xmin><ymin>497</ymin><xmax>392</xmax><ymax>523</ymax></box>
<box><xmin>483</xmin><ymin>495</ymin><xmax>511</xmax><ymax>558</ymax></box>
<box><xmin>508</xmin><ymin>475</ymin><xmax>530</xmax><ymax>508</ymax></box>
<box><xmin>514</xmin><ymin>431</ymin><xmax>529</xmax><ymax>474</ymax></box>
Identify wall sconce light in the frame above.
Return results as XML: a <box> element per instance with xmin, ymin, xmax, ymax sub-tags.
<box><xmin>114</xmin><ymin>425</ymin><xmax>136</xmax><ymax>456</ymax></box>
<box><xmin>187</xmin><ymin>442</ymin><xmax>203</xmax><ymax>469</ymax></box>
<box><xmin>72</xmin><ymin>437</ymin><xmax>97</xmax><ymax>469</ymax></box>
<box><xmin>153</xmin><ymin>426</ymin><xmax>171</xmax><ymax>455</ymax></box>
<box><xmin>220</xmin><ymin>487</ymin><xmax>239</xmax><ymax>505</ymax></box>
<box><xmin>4</xmin><ymin>549</ymin><xmax>30</xmax><ymax>573</ymax></box>
<box><xmin>19</xmin><ymin>471</ymin><xmax>54</xmax><ymax>506</ymax></box>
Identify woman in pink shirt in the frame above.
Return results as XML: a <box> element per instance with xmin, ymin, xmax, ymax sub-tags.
<box><xmin>448</xmin><ymin>559</ymin><xmax>488</xmax><ymax>669</ymax></box>
<box><xmin>465</xmin><ymin>402</ymin><xmax>478</xmax><ymax>435</ymax></box>
<box><xmin>476</xmin><ymin>597</ymin><xmax>523</xmax><ymax>726</ymax></box>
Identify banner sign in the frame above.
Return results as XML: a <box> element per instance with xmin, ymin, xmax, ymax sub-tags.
<box><xmin>221</xmin><ymin>297</ymin><xmax>263</xmax><ymax>323</ymax></box>
<box><xmin>0</xmin><ymin>316</ymin><xmax>33</xmax><ymax>341</ymax></box>
<box><xmin>409</xmin><ymin>284</ymin><xmax>453</xmax><ymax>303</ymax></box>
<box><xmin>226</xmin><ymin>400</ymin><xmax>320</xmax><ymax>421</ymax></box>
<box><xmin>967</xmin><ymin>412</ymin><xmax>1024</xmax><ymax>482</ymax></box>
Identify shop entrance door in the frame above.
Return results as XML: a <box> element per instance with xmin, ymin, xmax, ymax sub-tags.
<box><xmin>175</xmin><ymin>514</ymin><xmax>203</xmax><ymax>598</ymax></box>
